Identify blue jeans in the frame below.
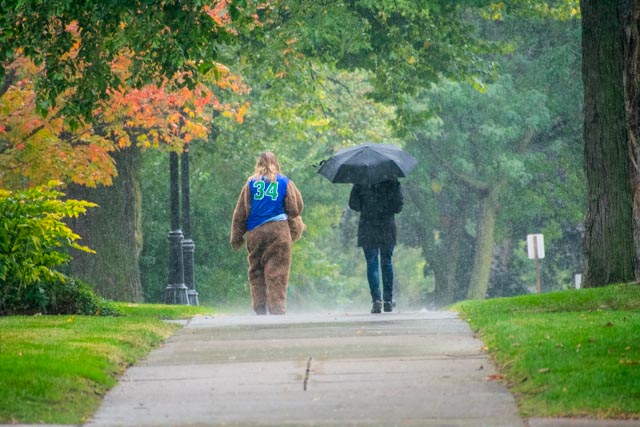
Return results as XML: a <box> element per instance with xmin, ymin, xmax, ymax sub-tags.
<box><xmin>363</xmin><ymin>246</ymin><xmax>394</xmax><ymax>303</ymax></box>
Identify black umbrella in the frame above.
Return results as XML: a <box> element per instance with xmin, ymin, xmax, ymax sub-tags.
<box><xmin>317</xmin><ymin>143</ymin><xmax>418</xmax><ymax>185</ymax></box>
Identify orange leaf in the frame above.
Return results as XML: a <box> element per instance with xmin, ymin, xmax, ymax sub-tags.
<box><xmin>487</xmin><ymin>374</ymin><xmax>504</xmax><ymax>381</ymax></box>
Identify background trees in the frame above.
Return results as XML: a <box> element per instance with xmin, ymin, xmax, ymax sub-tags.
<box><xmin>2</xmin><ymin>0</ymin><xmax>608</xmax><ymax>311</ymax></box>
<box><xmin>398</xmin><ymin>11</ymin><xmax>584</xmax><ymax>305</ymax></box>
<box><xmin>1</xmin><ymin>3</ymin><xmax>252</xmax><ymax>301</ymax></box>
<box><xmin>403</xmin><ymin>77</ymin><xmax>551</xmax><ymax>303</ymax></box>
<box><xmin>136</xmin><ymin>2</ymin><xmax>586</xmax><ymax>309</ymax></box>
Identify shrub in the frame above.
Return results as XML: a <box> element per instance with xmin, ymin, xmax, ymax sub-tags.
<box><xmin>2</xmin><ymin>275</ymin><xmax>120</xmax><ymax>315</ymax></box>
<box><xmin>46</xmin><ymin>276</ymin><xmax>119</xmax><ymax>316</ymax></box>
<box><xmin>0</xmin><ymin>181</ymin><xmax>114</xmax><ymax>315</ymax></box>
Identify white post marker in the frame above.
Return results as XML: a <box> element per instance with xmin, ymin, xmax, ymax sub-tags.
<box><xmin>574</xmin><ymin>273</ymin><xmax>582</xmax><ymax>289</ymax></box>
<box><xmin>527</xmin><ymin>234</ymin><xmax>544</xmax><ymax>293</ymax></box>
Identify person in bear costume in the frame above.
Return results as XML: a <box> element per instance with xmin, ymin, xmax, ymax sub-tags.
<box><xmin>230</xmin><ymin>151</ymin><xmax>305</xmax><ymax>315</ymax></box>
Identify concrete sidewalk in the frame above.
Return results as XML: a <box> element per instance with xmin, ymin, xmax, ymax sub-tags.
<box><xmin>84</xmin><ymin>310</ymin><xmax>525</xmax><ymax>427</ymax></box>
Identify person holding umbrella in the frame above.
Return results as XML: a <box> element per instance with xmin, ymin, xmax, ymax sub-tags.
<box><xmin>317</xmin><ymin>143</ymin><xmax>416</xmax><ymax>313</ymax></box>
<box><xmin>349</xmin><ymin>179</ymin><xmax>403</xmax><ymax>313</ymax></box>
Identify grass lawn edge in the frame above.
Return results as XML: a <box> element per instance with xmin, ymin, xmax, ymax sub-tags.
<box><xmin>0</xmin><ymin>303</ymin><xmax>214</xmax><ymax>424</ymax></box>
<box><xmin>451</xmin><ymin>283</ymin><xmax>640</xmax><ymax>420</ymax></box>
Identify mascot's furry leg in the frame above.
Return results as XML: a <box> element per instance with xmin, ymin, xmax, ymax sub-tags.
<box><xmin>247</xmin><ymin>266</ymin><xmax>267</xmax><ymax>314</ymax></box>
<box><xmin>246</xmin><ymin>221</ymin><xmax>292</xmax><ymax>315</ymax></box>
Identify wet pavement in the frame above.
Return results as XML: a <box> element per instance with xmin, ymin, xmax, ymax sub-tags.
<box><xmin>83</xmin><ymin>310</ymin><xmax>524</xmax><ymax>427</ymax></box>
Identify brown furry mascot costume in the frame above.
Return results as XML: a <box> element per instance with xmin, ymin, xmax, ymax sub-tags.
<box><xmin>230</xmin><ymin>151</ymin><xmax>305</xmax><ymax>315</ymax></box>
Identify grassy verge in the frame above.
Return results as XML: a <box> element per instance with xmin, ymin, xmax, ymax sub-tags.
<box><xmin>452</xmin><ymin>283</ymin><xmax>640</xmax><ymax>419</ymax></box>
<box><xmin>0</xmin><ymin>303</ymin><xmax>213</xmax><ymax>425</ymax></box>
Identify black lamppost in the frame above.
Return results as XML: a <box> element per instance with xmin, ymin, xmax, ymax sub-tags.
<box><xmin>164</xmin><ymin>151</ymin><xmax>189</xmax><ymax>304</ymax></box>
<box><xmin>181</xmin><ymin>149</ymin><xmax>199</xmax><ymax>306</ymax></box>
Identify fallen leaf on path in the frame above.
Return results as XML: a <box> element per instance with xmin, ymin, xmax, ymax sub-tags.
<box><xmin>487</xmin><ymin>374</ymin><xmax>504</xmax><ymax>381</ymax></box>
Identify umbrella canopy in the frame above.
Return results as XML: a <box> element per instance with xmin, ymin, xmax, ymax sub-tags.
<box><xmin>317</xmin><ymin>143</ymin><xmax>418</xmax><ymax>185</ymax></box>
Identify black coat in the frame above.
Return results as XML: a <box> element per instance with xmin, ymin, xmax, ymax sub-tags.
<box><xmin>348</xmin><ymin>180</ymin><xmax>403</xmax><ymax>247</ymax></box>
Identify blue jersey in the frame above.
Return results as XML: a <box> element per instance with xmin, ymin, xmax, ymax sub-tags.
<box><xmin>247</xmin><ymin>174</ymin><xmax>289</xmax><ymax>231</ymax></box>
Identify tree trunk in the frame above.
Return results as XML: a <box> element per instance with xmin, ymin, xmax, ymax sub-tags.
<box><xmin>430</xmin><ymin>236</ymin><xmax>461</xmax><ymax>307</ymax></box>
<box><xmin>622</xmin><ymin>0</ymin><xmax>640</xmax><ymax>281</ymax></box>
<box><xmin>439</xmin><ymin>228</ymin><xmax>463</xmax><ymax>305</ymax></box>
<box><xmin>466</xmin><ymin>188</ymin><xmax>498</xmax><ymax>300</ymax></box>
<box><xmin>415</xmin><ymin>194</ymin><xmax>472</xmax><ymax>307</ymax></box>
<box><xmin>432</xmin><ymin>203</ymin><xmax>471</xmax><ymax>306</ymax></box>
<box><xmin>67</xmin><ymin>146</ymin><xmax>144</xmax><ymax>302</ymax></box>
<box><xmin>581</xmin><ymin>0</ymin><xmax>635</xmax><ymax>287</ymax></box>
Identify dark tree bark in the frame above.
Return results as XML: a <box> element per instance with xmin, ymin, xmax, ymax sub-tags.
<box><xmin>581</xmin><ymin>0</ymin><xmax>635</xmax><ymax>287</ymax></box>
<box><xmin>622</xmin><ymin>0</ymin><xmax>640</xmax><ymax>280</ymax></box>
<box><xmin>435</xmin><ymin>217</ymin><xmax>465</xmax><ymax>305</ymax></box>
<box><xmin>67</xmin><ymin>146</ymin><xmax>144</xmax><ymax>302</ymax></box>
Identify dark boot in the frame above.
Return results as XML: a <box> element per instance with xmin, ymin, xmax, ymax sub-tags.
<box><xmin>371</xmin><ymin>300</ymin><xmax>382</xmax><ymax>314</ymax></box>
<box><xmin>383</xmin><ymin>301</ymin><xmax>395</xmax><ymax>312</ymax></box>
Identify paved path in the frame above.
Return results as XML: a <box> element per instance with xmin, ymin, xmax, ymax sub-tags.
<box><xmin>84</xmin><ymin>310</ymin><xmax>525</xmax><ymax>427</ymax></box>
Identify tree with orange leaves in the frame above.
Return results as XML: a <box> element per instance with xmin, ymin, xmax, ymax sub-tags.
<box><xmin>1</xmin><ymin>43</ymin><xmax>249</xmax><ymax>190</ymax></box>
<box><xmin>0</xmin><ymin>0</ymin><xmax>262</xmax><ymax>122</ymax></box>
<box><xmin>0</xmin><ymin>3</ymin><xmax>253</xmax><ymax>301</ymax></box>
<box><xmin>61</xmin><ymin>53</ymin><xmax>249</xmax><ymax>302</ymax></box>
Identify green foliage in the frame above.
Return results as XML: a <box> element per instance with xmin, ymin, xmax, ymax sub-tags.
<box><xmin>398</xmin><ymin>9</ymin><xmax>583</xmax><ymax>304</ymax></box>
<box><xmin>485</xmin><ymin>14</ymin><xmax>585</xmax><ymax>293</ymax></box>
<box><xmin>139</xmin><ymin>4</ymin><xmax>584</xmax><ymax>309</ymax></box>
<box><xmin>2</xmin><ymin>275</ymin><xmax>119</xmax><ymax>317</ymax></box>
<box><xmin>0</xmin><ymin>0</ymin><xmax>260</xmax><ymax>120</ymax></box>
<box><xmin>0</xmin><ymin>181</ymin><xmax>105</xmax><ymax>315</ymax></box>
<box><xmin>401</xmin><ymin>75</ymin><xmax>552</xmax><ymax>301</ymax></box>
<box><xmin>139</xmin><ymin>149</ymin><xmax>252</xmax><ymax>306</ymax></box>
<box><xmin>494</xmin><ymin>0</ymin><xmax>580</xmax><ymax>21</ymax></box>
<box><xmin>257</xmin><ymin>0</ymin><xmax>496</xmax><ymax>106</ymax></box>
<box><xmin>453</xmin><ymin>284</ymin><xmax>640</xmax><ymax>418</ymax></box>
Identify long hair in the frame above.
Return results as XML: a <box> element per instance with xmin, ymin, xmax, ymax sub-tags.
<box><xmin>250</xmin><ymin>151</ymin><xmax>281</xmax><ymax>182</ymax></box>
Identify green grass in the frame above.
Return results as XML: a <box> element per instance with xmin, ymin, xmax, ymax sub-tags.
<box><xmin>3</xmin><ymin>288</ymin><xmax>639</xmax><ymax>423</ymax></box>
<box><xmin>112</xmin><ymin>301</ymin><xmax>214</xmax><ymax>319</ymax></box>
<box><xmin>0</xmin><ymin>303</ymin><xmax>214</xmax><ymax>424</ymax></box>
<box><xmin>453</xmin><ymin>283</ymin><xmax>640</xmax><ymax>419</ymax></box>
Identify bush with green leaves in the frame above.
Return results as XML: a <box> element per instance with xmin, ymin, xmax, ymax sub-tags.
<box><xmin>0</xmin><ymin>181</ymin><xmax>115</xmax><ymax>315</ymax></box>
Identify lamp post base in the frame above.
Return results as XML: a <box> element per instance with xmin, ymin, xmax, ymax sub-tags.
<box><xmin>187</xmin><ymin>290</ymin><xmax>199</xmax><ymax>306</ymax></box>
<box><xmin>164</xmin><ymin>284</ymin><xmax>189</xmax><ymax>305</ymax></box>
<box><xmin>182</xmin><ymin>238</ymin><xmax>198</xmax><ymax>306</ymax></box>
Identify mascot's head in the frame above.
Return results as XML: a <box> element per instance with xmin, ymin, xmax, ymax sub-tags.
<box><xmin>252</xmin><ymin>151</ymin><xmax>281</xmax><ymax>182</ymax></box>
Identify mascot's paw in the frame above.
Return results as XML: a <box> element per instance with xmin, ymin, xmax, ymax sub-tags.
<box><xmin>231</xmin><ymin>238</ymin><xmax>245</xmax><ymax>251</ymax></box>
<box><xmin>288</xmin><ymin>215</ymin><xmax>306</xmax><ymax>242</ymax></box>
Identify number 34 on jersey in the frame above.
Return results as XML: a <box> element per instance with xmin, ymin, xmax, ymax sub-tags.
<box><xmin>253</xmin><ymin>181</ymin><xmax>279</xmax><ymax>201</ymax></box>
